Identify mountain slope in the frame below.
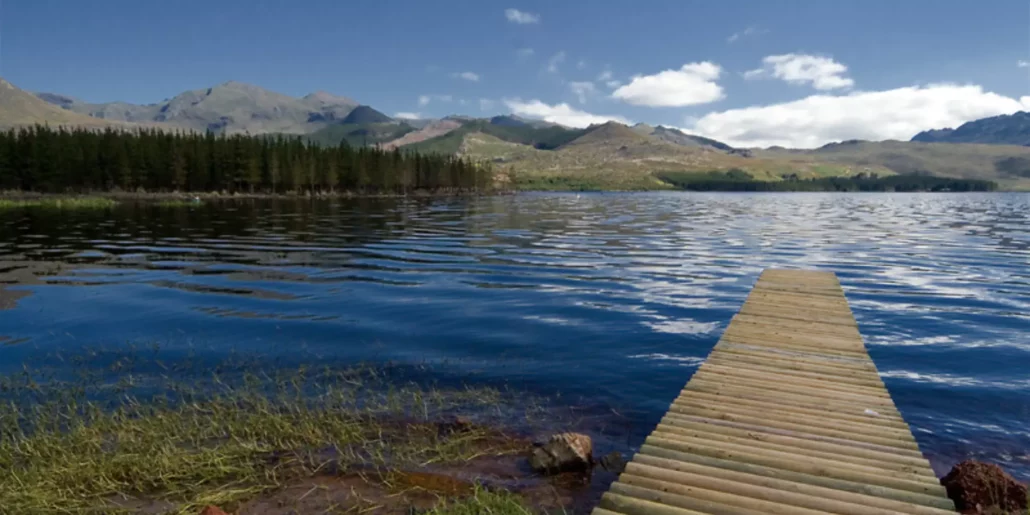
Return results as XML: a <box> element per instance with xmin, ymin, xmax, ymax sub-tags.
<box><xmin>460</xmin><ymin>122</ymin><xmax>888</xmax><ymax>190</ymax></box>
<box><xmin>0</xmin><ymin>78</ymin><xmax>130</xmax><ymax>129</ymax></box>
<box><xmin>631</xmin><ymin>123</ymin><xmax>735</xmax><ymax>151</ymax></box>
<box><xmin>305</xmin><ymin>122</ymin><xmax>414</xmax><ymax>147</ymax></box>
<box><xmin>398</xmin><ymin>119</ymin><xmax>586</xmax><ymax>154</ymax></box>
<box><xmin>756</xmin><ymin>140</ymin><xmax>1030</xmax><ymax>189</ymax></box>
<box><xmin>36</xmin><ymin>81</ymin><xmax>360</xmax><ymax>134</ymax></box>
<box><xmin>340</xmin><ymin>105</ymin><xmax>392</xmax><ymax>124</ymax></box>
<box><xmin>911</xmin><ymin>111</ymin><xmax>1030</xmax><ymax>145</ymax></box>
<box><xmin>300</xmin><ymin>91</ymin><xmax>358</xmax><ymax>123</ymax></box>
<box><xmin>381</xmin><ymin>119</ymin><xmax>464</xmax><ymax>149</ymax></box>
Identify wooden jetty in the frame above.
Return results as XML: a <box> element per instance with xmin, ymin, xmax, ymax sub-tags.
<box><xmin>594</xmin><ymin>269</ymin><xmax>956</xmax><ymax>515</ymax></box>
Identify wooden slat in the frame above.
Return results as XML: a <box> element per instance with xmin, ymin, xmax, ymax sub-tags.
<box><xmin>592</xmin><ymin>269</ymin><xmax>955</xmax><ymax>514</ymax></box>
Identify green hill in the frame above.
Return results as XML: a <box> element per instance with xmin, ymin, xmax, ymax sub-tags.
<box><xmin>399</xmin><ymin>119</ymin><xmax>586</xmax><ymax>154</ymax></box>
<box><xmin>305</xmin><ymin>122</ymin><xmax>414</xmax><ymax>147</ymax></box>
<box><xmin>756</xmin><ymin>140</ymin><xmax>1030</xmax><ymax>190</ymax></box>
<box><xmin>457</xmin><ymin>123</ymin><xmax>889</xmax><ymax>190</ymax></box>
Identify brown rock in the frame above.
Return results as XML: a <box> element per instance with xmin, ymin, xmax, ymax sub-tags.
<box><xmin>528</xmin><ymin>432</ymin><xmax>593</xmax><ymax>474</ymax></box>
<box><xmin>199</xmin><ymin>506</ymin><xmax>229</xmax><ymax>515</ymax></box>
<box><xmin>941</xmin><ymin>460</ymin><xmax>1028</xmax><ymax>514</ymax></box>
<box><xmin>599</xmin><ymin>451</ymin><xmax>627</xmax><ymax>474</ymax></box>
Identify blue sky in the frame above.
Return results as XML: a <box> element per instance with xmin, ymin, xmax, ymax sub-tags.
<box><xmin>3</xmin><ymin>0</ymin><xmax>1029</xmax><ymax>147</ymax></box>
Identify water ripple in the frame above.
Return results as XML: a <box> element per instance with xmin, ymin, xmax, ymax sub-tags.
<box><xmin>0</xmin><ymin>192</ymin><xmax>1027</xmax><ymax>479</ymax></box>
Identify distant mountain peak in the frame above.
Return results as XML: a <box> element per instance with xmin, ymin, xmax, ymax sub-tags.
<box><xmin>341</xmin><ymin>105</ymin><xmax>392</xmax><ymax>124</ymax></box>
<box><xmin>911</xmin><ymin>111</ymin><xmax>1030</xmax><ymax>146</ymax></box>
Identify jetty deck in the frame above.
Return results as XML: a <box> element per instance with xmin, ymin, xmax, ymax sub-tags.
<box><xmin>593</xmin><ymin>269</ymin><xmax>956</xmax><ymax>515</ymax></box>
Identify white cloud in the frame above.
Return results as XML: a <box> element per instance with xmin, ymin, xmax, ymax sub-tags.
<box><xmin>418</xmin><ymin>94</ymin><xmax>453</xmax><ymax>107</ymax></box>
<box><xmin>612</xmin><ymin>61</ymin><xmax>724</xmax><ymax>107</ymax></box>
<box><xmin>505</xmin><ymin>8</ymin><xmax>540</xmax><ymax>24</ymax></box>
<box><xmin>1019</xmin><ymin>60</ymin><xmax>1030</xmax><ymax>68</ymax></box>
<box><xmin>459</xmin><ymin>98</ymin><xmax>468</xmax><ymax>105</ymax></box>
<box><xmin>479</xmin><ymin>98</ymin><xmax>496</xmax><ymax>111</ymax></box>
<box><xmin>568</xmin><ymin>81</ymin><xmax>596</xmax><ymax>103</ymax></box>
<box><xmin>689</xmin><ymin>84</ymin><xmax>1030</xmax><ymax>148</ymax></box>
<box><xmin>452</xmin><ymin>71</ymin><xmax>481</xmax><ymax>82</ymax></box>
<box><xmin>547</xmin><ymin>51</ymin><xmax>566</xmax><ymax>73</ymax></box>
<box><xmin>597</xmin><ymin>69</ymin><xmax>613</xmax><ymax>81</ymax></box>
<box><xmin>605</xmin><ymin>80</ymin><xmax>622</xmax><ymax>89</ymax></box>
<box><xmin>504</xmin><ymin>98</ymin><xmax>630</xmax><ymax>128</ymax></box>
<box><xmin>727</xmin><ymin>26</ymin><xmax>765</xmax><ymax>43</ymax></box>
<box><xmin>394</xmin><ymin>112</ymin><xmax>422</xmax><ymax>120</ymax></box>
<box><xmin>745</xmin><ymin>53</ymin><xmax>854</xmax><ymax>90</ymax></box>
<box><xmin>516</xmin><ymin>48</ymin><xmax>534</xmax><ymax>58</ymax></box>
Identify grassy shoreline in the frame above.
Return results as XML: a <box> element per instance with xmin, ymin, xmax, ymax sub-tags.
<box><xmin>0</xmin><ymin>356</ymin><xmax>574</xmax><ymax>514</ymax></box>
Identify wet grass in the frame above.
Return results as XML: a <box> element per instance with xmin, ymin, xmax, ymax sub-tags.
<box><xmin>0</xmin><ymin>197</ymin><xmax>119</xmax><ymax>209</ymax></box>
<box><xmin>154</xmin><ymin>199</ymin><xmax>204</xmax><ymax>207</ymax></box>
<box><xmin>0</xmin><ymin>353</ymin><xmax>543</xmax><ymax>514</ymax></box>
<box><xmin>426</xmin><ymin>487</ymin><xmax>534</xmax><ymax>514</ymax></box>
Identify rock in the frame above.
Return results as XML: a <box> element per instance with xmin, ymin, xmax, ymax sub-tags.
<box><xmin>199</xmin><ymin>506</ymin><xmax>229</xmax><ymax>515</ymax></box>
<box><xmin>941</xmin><ymin>460</ymin><xmax>1028</xmax><ymax>514</ymax></box>
<box><xmin>599</xmin><ymin>451</ymin><xmax>627</xmax><ymax>473</ymax></box>
<box><xmin>528</xmin><ymin>433</ymin><xmax>592</xmax><ymax>474</ymax></box>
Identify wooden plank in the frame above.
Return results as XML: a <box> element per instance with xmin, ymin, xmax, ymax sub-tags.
<box><xmin>592</xmin><ymin>269</ymin><xmax>955</xmax><ymax>514</ymax></box>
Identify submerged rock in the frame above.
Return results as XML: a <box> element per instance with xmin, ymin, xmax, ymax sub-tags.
<box><xmin>528</xmin><ymin>433</ymin><xmax>593</xmax><ymax>474</ymax></box>
<box><xmin>598</xmin><ymin>451</ymin><xmax>627</xmax><ymax>474</ymax></box>
<box><xmin>941</xmin><ymin>460</ymin><xmax>1028</xmax><ymax>514</ymax></box>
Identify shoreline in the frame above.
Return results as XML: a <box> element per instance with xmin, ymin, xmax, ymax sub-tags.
<box><xmin>0</xmin><ymin>189</ymin><xmax>1022</xmax><ymax>203</ymax></box>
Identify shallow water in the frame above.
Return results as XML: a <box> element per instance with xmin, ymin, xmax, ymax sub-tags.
<box><xmin>1</xmin><ymin>192</ymin><xmax>1028</xmax><ymax>479</ymax></box>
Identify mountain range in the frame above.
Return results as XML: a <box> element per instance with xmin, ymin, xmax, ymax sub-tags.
<box><xmin>911</xmin><ymin>111</ymin><xmax>1030</xmax><ymax>146</ymax></box>
<box><xmin>4</xmin><ymin>77</ymin><xmax>1030</xmax><ymax>190</ymax></box>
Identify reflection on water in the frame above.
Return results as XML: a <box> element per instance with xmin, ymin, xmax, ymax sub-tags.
<box><xmin>0</xmin><ymin>192</ymin><xmax>1028</xmax><ymax>479</ymax></box>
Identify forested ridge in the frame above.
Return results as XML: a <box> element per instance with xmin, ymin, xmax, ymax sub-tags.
<box><xmin>0</xmin><ymin>126</ymin><xmax>494</xmax><ymax>193</ymax></box>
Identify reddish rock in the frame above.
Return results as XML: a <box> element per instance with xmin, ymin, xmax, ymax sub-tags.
<box><xmin>941</xmin><ymin>460</ymin><xmax>1028</xmax><ymax>514</ymax></box>
<box><xmin>528</xmin><ymin>433</ymin><xmax>593</xmax><ymax>474</ymax></box>
<box><xmin>199</xmin><ymin>506</ymin><xmax>229</xmax><ymax>515</ymax></box>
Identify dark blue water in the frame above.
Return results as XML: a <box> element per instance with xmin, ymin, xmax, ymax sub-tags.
<box><xmin>1</xmin><ymin>192</ymin><xmax>1028</xmax><ymax>479</ymax></box>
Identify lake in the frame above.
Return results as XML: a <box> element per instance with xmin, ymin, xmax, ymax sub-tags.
<box><xmin>1</xmin><ymin>192</ymin><xmax>1028</xmax><ymax>480</ymax></box>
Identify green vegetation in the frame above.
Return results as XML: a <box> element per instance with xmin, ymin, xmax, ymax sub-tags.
<box><xmin>0</xmin><ymin>125</ymin><xmax>493</xmax><ymax>194</ymax></box>
<box><xmin>657</xmin><ymin>170</ymin><xmax>998</xmax><ymax>191</ymax></box>
<box><xmin>0</xmin><ymin>356</ymin><xmax>533</xmax><ymax>514</ymax></box>
<box><xmin>0</xmin><ymin>196</ymin><xmax>118</xmax><ymax>209</ymax></box>
<box><xmin>757</xmin><ymin>140</ymin><xmax>1030</xmax><ymax>190</ymax></box>
<box><xmin>426</xmin><ymin>487</ymin><xmax>534</xmax><ymax>515</ymax></box>
<box><xmin>403</xmin><ymin>121</ymin><xmax>587</xmax><ymax>154</ymax></box>
<box><xmin>154</xmin><ymin>198</ymin><xmax>203</xmax><ymax>207</ymax></box>
<box><xmin>305</xmin><ymin>122</ymin><xmax>416</xmax><ymax>147</ymax></box>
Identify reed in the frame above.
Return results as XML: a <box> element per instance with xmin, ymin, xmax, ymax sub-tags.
<box><xmin>0</xmin><ymin>197</ymin><xmax>119</xmax><ymax>209</ymax></box>
<box><xmin>0</xmin><ymin>353</ymin><xmax>541</xmax><ymax>514</ymax></box>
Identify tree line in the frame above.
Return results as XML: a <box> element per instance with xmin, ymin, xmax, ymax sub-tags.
<box><xmin>657</xmin><ymin>170</ymin><xmax>997</xmax><ymax>192</ymax></box>
<box><xmin>0</xmin><ymin>126</ymin><xmax>494</xmax><ymax>193</ymax></box>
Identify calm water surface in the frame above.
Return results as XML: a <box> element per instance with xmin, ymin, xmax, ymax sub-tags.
<box><xmin>1</xmin><ymin>192</ymin><xmax>1028</xmax><ymax>479</ymax></box>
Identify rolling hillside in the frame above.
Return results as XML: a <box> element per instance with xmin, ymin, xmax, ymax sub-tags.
<box><xmin>0</xmin><ymin>78</ymin><xmax>130</xmax><ymax>129</ymax></box>
<box><xmin>457</xmin><ymin>122</ymin><xmax>891</xmax><ymax>190</ymax></box>
<box><xmin>757</xmin><ymin>140</ymin><xmax>1030</xmax><ymax>190</ymax></box>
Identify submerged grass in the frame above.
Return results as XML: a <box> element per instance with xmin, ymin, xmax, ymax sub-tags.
<box><xmin>0</xmin><ymin>354</ymin><xmax>537</xmax><ymax>514</ymax></box>
<box><xmin>0</xmin><ymin>197</ymin><xmax>119</xmax><ymax>209</ymax></box>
